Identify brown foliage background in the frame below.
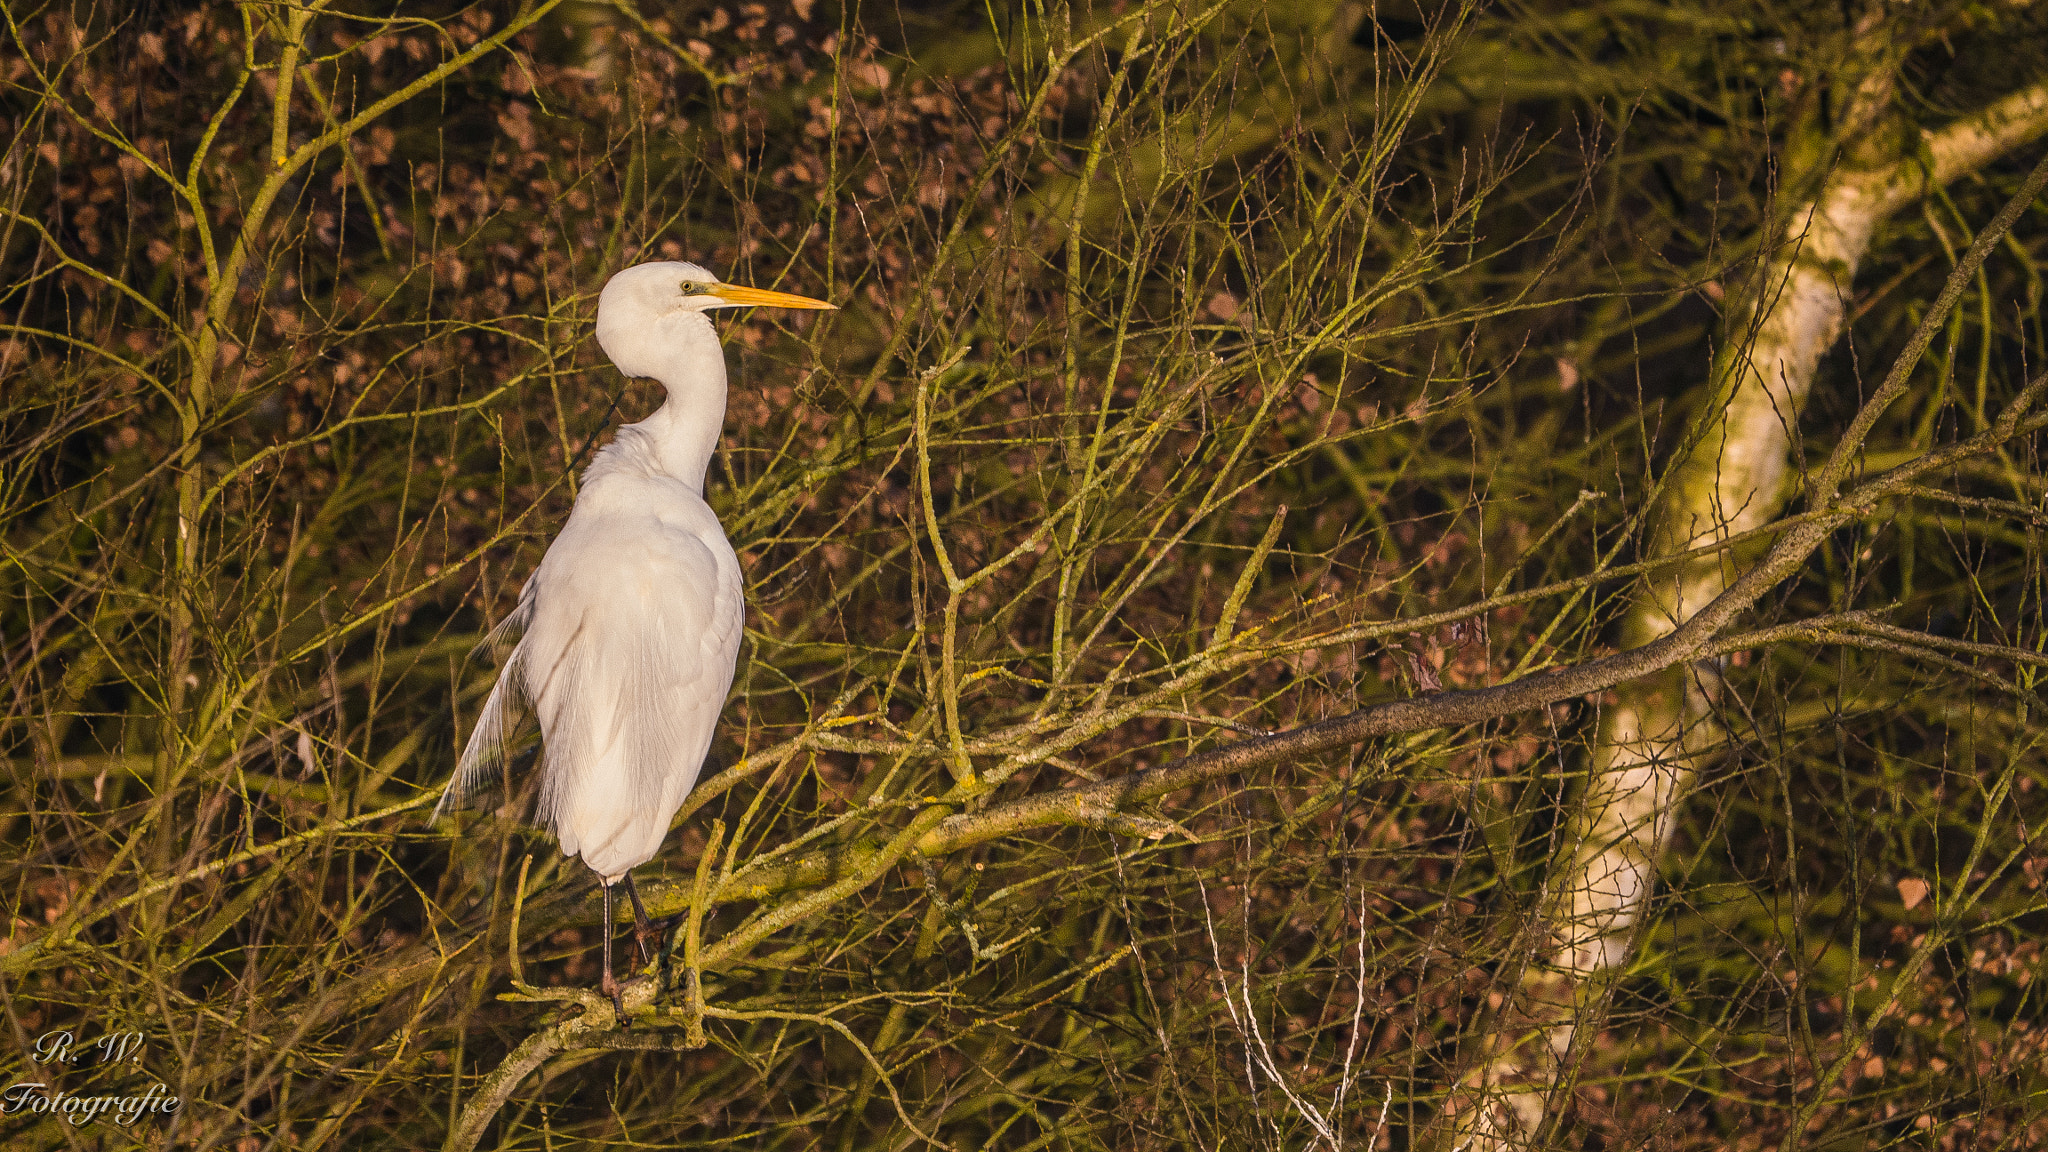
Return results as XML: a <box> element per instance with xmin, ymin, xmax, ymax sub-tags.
<box><xmin>4</xmin><ymin>1</ymin><xmax>2048</xmax><ymax>1149</ymax></box>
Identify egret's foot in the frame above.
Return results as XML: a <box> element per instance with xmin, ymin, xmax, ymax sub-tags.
<box><xmin>637</xmin><ymin>917</ymin><xmax>685</xmax><ymax>968</ymax></box>
<box><xmin>599</xmin><ymin>967</ymin><xmax>628</xmax><ymax>1026</ymax></box>
<box><xmin>623</xmin><ymin>874</ymin><xmax>665</xmax><ymax>969</ymax></box>
<box><xmin>632</xmin><ymin>922</ymin><xmax>659</xmax><ymax>969</ymax></box>
<box><xmin>648</xmin><ymin>914</ymin><xmax>684</xmax><ymax>987</ymax></box>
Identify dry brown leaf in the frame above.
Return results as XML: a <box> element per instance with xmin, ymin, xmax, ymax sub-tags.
<box><xmin>1897</xmin><ymin>877</ymin><xmax>1930</xmax><ymax>910</ymax></box>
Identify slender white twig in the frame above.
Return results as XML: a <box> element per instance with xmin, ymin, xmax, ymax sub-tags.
<box><xmin>1334</xmin><ymin>891</ymin><xmax>1371</xmax><ymax>1119</ymax></box>
<box><xmin>1200</xmin><ymin>876</ymin><xmax>1277</xmax><ymax>1144</ymax></box>
<box><xmin>1370</xmin><ymin>1080</ymin><xmax>1393</xmax><ymax>1150</ymax></box>
<box><xmin>1201</xmin><ymin>876</ymin><xmax>1391</xmax><ymax>1150</ymax></box>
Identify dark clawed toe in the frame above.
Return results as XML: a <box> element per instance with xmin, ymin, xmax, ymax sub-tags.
<box><xmin>637</xmin><ymin>926</ymin><xmax>675</xmax><ymax>963</ymax></box>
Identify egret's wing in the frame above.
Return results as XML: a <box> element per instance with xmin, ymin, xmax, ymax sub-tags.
<box><xmin>434</xmin><ymin>649</ymin><xmax>535</xmax><ymax>819</ymax></box>
<box><xmin>522</xmin><ymin>509</ymin><xmax>743</xmax><ymax>878</ymax></box>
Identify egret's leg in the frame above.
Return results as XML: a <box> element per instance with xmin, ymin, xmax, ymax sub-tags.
<box><xmin>623</xmin><ymin>873</ymin><xmax>658</xmax><ymax>968</ymax></box>
<box><xmin>599</xmin><ymin>881</ymin><xmax>627</xmax><ymax>1024</ymax></box>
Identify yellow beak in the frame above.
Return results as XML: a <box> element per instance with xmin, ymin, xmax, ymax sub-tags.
<box><xmin>705</xmin><ymin>282</ymin><xmax>836</xmax><ymax>310</ymax></box>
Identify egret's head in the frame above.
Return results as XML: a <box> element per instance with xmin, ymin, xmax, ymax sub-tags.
<box><xmin>596</xmin><ymin>261</ymin><xmax>833</xmax><ymax>380</ymax></box>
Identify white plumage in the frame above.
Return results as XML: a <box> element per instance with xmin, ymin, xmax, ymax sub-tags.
<box><xmin>436</xmin><ymin>261</ymin><xmax>832</xmax><ymax>1016</ymax></box>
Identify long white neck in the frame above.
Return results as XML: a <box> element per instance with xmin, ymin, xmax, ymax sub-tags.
<box><xmin>624</xmin><ymin>312</ymin><xmax>727</xmax><ymax>494</ymax></box>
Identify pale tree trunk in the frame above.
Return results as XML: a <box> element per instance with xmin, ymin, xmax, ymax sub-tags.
<box><xmin>1438</xmin><ymin>25</ymin><xmax>2048</xmax><ymax>1149</ymax></box>
<box><xmin>1564</xmin><ymin>79</ymin><xmax>2048</xmax><ymax>981</ymax></box>
<box><xmin>560</xmin><ymin>0</ymin><xmax>620</xmax><ymax>82</ymax></box>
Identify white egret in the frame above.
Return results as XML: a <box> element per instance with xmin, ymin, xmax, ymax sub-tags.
<box><xmin>436</xmin><ymin>261</ymin><xmax>833</xmax><ymax>1019</ymax></box>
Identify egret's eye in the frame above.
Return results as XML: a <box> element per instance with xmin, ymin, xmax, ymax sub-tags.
<box><xmin>679</xmin><ymin>282</ymin><xmax>710</xmax><ymax>296</ymax></box>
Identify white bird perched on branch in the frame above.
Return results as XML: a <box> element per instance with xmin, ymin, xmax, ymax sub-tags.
<box><xmin>435</xmin><ymin>261</ymin><xmax>833</xmax><ymax>1020</ymax></box>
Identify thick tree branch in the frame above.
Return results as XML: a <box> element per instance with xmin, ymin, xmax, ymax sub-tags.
<box><xmin>1908</xmin><ymin>81</ymin><xmax>2048</xmax><ymax>200</ymax></box>
<box><xmin>584</xmin><ymin>387</ymin><xmax>2048</xmax><ymax>931</ymax></box>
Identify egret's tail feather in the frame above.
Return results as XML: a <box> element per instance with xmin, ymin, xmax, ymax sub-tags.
<box><xmin>435</xmin><ymin>658</ymin><xmax>532</xmax><ymax>820</ymax></box>
<box><xmin>469</xmin><ymin>589</ymin><xmax>534</xmax><ymax>667</ymax></box>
